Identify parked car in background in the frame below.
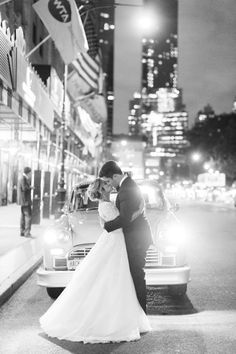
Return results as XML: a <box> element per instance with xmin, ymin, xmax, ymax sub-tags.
<box><xmin>37</xmin><ymin>180</ymin><xmax>190</xmax><ymax>299</ymax></box>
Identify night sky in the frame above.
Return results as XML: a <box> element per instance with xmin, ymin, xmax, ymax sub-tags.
<box><xmin>113</xmin><ymin>0</ymin><xmax>236</xmax><ymax>134</ymax></box>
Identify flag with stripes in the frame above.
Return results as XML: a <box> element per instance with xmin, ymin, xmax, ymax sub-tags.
<box><xmin>72</xmin><ymin>6</ymin><xmax>103</xmax><ymax>93</ymax></box>
<box><xmin>72</xmin><ymin>52</ymin><xmax>101</xmax><ymax>92</ymax></box>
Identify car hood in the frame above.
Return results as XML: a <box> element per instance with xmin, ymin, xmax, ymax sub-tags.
<box><xmin>68</xmin><ymin>209</ymin><xmax>102</xmax><ymax>245</ymax></box>
<box><xmin>67</xmin><ymin>208</ymin><xmax>166</xmax><ymax>246</ymax></box>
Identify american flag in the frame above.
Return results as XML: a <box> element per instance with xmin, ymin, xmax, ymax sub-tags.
<box><xmin>72</xmin><ymin>4</ymin><xmax>103</xmax><ymax>93</ymax></box>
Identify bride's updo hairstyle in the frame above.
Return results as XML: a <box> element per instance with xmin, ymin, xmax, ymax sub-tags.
<box><xmin>87</xmin><ymin>178</ymin><xmax>104</xmax><ymax>201</ymax></box>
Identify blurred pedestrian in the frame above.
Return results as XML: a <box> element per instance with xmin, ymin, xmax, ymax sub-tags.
<box><xmin>19</xmin><ymin>167</ymin><xmax>33</xmax><ymax>237</ymax></box>
<box><xmin>12</xmin><ymin>185</ymin><xmax>17</xmax><ymax>203</ymax></box>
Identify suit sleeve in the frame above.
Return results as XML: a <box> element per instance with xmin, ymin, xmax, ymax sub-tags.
<box><xmin>21</xmin><ymin>178</ymin><xmax>31</xmax><ymax>192</ymax></box>
<box><xmin>104</xmin><ymin>188</ymin><xmax>140</xmax><ymax>233</ymax></box>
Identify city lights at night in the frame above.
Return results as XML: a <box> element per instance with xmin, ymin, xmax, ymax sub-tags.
<box><xmin>0</xmin><ymin>0</ymin><xmax>236</xmax><ymax>353</ymax></box>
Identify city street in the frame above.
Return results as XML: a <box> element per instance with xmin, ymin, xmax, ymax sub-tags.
<box><xmin>0</xmin><ymin>201</ymin><xmax>236</xmax><ymax>354</ymax></box>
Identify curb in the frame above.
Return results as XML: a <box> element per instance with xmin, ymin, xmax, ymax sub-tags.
<box><xmin>0</xmin><ymin>237</ymin><xmax>42</xmax><ymax>306</ymax></box>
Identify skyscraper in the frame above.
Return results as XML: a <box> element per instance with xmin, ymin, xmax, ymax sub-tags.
<box><xmin>96</xmin><ymin>0</ymin><xmax>115</xmax><ymax>138</ymax></box>
<box><xmin>128</xmin><ymin>0</ymin><xmax>189</xmax><ymax>180</ymax></box>
<box><xmin>142</xmin><ymin>0</ymin><xmax>178</xmax><ymax>92</ymax></box>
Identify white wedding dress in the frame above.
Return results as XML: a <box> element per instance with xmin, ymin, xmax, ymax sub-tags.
<box><xmin>40</xmin><ymin>200</ymin><xmax>151</xmax><ymax>343</ymax></box>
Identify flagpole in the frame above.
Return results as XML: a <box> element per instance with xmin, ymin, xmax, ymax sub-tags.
<box><xmin>79</xmin><ymin>2</ymin><xmax>142</xmax><ymax>16</ymax></box>
<box><xmin>55</xmin><ymin>64</ymin><xmax>68</xmax><ymax>218</ymax></box>
<box><xmin>0</xmin><ymin>0</ymin><xmax>12</xmax><ymax>6</ymax></box>
<box><xmin>25</xmin><ymin>34</ymin><xmax>51</xmax><ymax>59</ymax></box>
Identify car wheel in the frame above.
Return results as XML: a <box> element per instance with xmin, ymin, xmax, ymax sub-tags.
<box><xmin>168</xmin><ymin>284</ymin><xmax>187</xmax><ymax>296</ymax></box>
<box><xmin>46</xmin><ymin>287</ymin><xmax>64</xmax><ymax>299</ymax></box>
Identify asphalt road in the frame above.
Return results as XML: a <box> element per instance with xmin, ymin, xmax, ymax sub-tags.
<box><xmin>0</xmin><ymin>202</ymin><xmax>236</xmax><ymax>354</ymax></box>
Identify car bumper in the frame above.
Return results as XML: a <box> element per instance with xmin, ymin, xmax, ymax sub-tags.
<box><xmin>145</xmin><ymin>265</ymin><xmax>191</xmax><ymax>286</ymax></box>
<box><xmin>37</xmin><ymin>265</ymin><xmax>191</xmax><ymax>288</ymax></box>
<box><xmin>37</xmin><ymin>267</ymin><xmax>74</xmax><ymax>288</ymax></box>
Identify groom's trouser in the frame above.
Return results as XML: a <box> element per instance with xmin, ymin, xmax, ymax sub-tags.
<box><xmin>126</xmin><ymin>247</ymin><xmax>147</xmax><ymax>313</ymax></box>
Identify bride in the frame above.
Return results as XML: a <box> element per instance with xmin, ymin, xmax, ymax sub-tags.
<box><xmin>39</xmin><ymin>178</ymin><xmax>151</xmax><ymax>344</ymax></box>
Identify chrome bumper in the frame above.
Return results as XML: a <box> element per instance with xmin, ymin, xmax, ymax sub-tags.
<box><xmin>145</xmin><ymin>265</ymin><xmax>191</xmax><ymax>286</ymax></box>
<box><xmin>37</xmin><ymin>265</ymin><xmax>191</xmax><ymax>288</ymax></box>
<box><xmin>37</xmin><ymin>267</ymin><xmax>74</xmax><ymax>287</ymax></box>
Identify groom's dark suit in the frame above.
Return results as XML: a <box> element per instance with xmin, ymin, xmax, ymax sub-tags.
<box><xmin>104</xmin><ymin>177</ymin><xmax>153</xmax><ymax>313</ymax></box>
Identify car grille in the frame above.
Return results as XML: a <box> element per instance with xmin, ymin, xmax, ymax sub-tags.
<box><xmin>68</xmin><ymin>245</ymin><xmax>93</xmax><ymax>260</ymax></box>
<box><xmin>145</xmin><ymin>246</ymin><xmax>176</xmax><ymax>267</ymax></box>
<box><xmin>53</xmin><ymin>244</ymin><xmax>176</xmax><ymax>270</ymax></box>
<box><xmin>53</xmin><ymin>257</ymin><xmax>67</xmax><ymax>270</ymax></box>
<box><xmin>145</xmin><ymin>247</ymin><xmax>160</xmax><ymax>267</ymax></box>
<box><xmin>161</xmin><ymin>255</ymin><xmax>176</xmax><ymax>266</ymax></box>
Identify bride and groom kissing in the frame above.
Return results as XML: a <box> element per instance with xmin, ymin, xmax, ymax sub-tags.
<box><xmin>40</xmin><ymin>160</ymin><xmax>153</xmax><ymax>343</ymax></box>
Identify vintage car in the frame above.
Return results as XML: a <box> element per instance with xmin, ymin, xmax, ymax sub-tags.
<box><xmin>37</xmin><ymin>180</ymin><xmax>190</xmax><ymax>299</ymax></box>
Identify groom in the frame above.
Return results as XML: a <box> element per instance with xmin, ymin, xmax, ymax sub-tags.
<box><xmin>99</xmin><ymin>160</ymin><xmax>153</xmax><ymax>313</ymax></box>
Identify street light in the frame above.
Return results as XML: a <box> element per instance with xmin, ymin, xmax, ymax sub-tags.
<box><xmin>203</xmin><ymin>162</ymin><xmax>210</xmax><ymax>171</ymax></box>
<box><xmin>133</xmin><ymin>7</ymin><xmax>158</xmax><ymax>35</ymax></box>
<box><xmin>188</xmin><ymin>152</ymin><xmax>203</xmax><ymax>182</ymax></box>
<box><xmin>191</xmin><ymin>152</ymin><xmax>202</xmax><ymax>162</ymax></box>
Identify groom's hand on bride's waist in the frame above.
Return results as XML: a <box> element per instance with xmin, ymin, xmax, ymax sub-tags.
<box><xmin>103</xmin><ymin>215</ymin><xmax>122</xmax><ymax>233</ymax></box>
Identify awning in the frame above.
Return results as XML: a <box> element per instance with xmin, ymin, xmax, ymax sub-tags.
<box><xmin>0</xmin><ymin>24</ymin><xmax>53</xmax><ymax>141</ymax></box>
<box><xmin>0</xmin><ymin>79</ymin><xmax>51</xmax><ymax>141</ymax></box>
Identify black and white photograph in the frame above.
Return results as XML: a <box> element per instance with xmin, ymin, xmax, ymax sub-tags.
<box><xmin>0</xmin><ymin>0</ymin><xmax>236</xmax><ymax>353</ymax></box>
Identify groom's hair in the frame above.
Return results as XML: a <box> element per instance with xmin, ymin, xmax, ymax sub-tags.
<box><xmin>99</xmin><ymin>160</ymin><xmax>122</xmax><ymax>178</ymax></box>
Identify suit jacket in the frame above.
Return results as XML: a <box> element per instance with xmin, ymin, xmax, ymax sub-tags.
<box><xmin>19</xmin><ymin>175</ymin><xmax>32</xmax><ymax>207</ymax></box>
<box><xmin>104</xmin><ymin>177</ymin><xmax>153</xmax><ymax>253</ymax></box>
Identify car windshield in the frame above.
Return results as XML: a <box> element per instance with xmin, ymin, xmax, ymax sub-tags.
<box><xmin>70</xmin><ymin>185</ymin><xmax>98</xmax><ymax>211</ymax></box>
<box><xmin>111</xmin><ymin>182</ymin><xmax>168</xmax><ymax>210</ymax></box>
<box><xmin>69</xmin><ymin>181</ymin><xmax>167</xmax><ymax>211</ymax></box>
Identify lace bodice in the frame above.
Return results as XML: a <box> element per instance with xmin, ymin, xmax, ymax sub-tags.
<box><xmin>98</xmin><ymin>201</ymin><xmax>119</xmax><ymax>222</ymax></box>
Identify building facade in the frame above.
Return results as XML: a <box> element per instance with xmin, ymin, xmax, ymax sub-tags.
<box><xmin>0</xmin><ymin>1</ymin><xmax>108</xmax><ymax>214</ymax></box>
<box><xmin>95</xmin><ymin>0</ymin><xmax>115</xmax><ymax>139</ymax></box>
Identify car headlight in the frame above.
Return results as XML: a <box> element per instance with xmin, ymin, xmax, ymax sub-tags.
<box><xmin>43</xmin><ymin>228</ymin><xmax>71</xmax><ymax>244</ymax></box>
<box><xmin>43</xmin><ymin>229</ymin><xmax>58</xmax><ymax>244</ymax></box>
<box><xmin>160</xmin><ymin>223</ymin><xmax>186</xmax><ymax>244</ymax></box>
<box><xmin>50</xmin><ymin>248</ymin><xmax>65</xmax><ymax>256</ymax></box>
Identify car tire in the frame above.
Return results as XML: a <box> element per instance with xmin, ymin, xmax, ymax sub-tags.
<box><xmin>168</xmin><ymin>284</ymin><xmax>187</xmax><ymax>296</ymax></box>
<box><xmin>46</xmin><ymin>287</ymin><xmax>65</xmax><ymax>299</ymax></box>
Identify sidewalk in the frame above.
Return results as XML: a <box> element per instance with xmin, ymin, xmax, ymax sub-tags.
<box><xmin>0</xmin><ymin>204</ymin><xmax>53</xmax><ymax>305</ymax></box>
